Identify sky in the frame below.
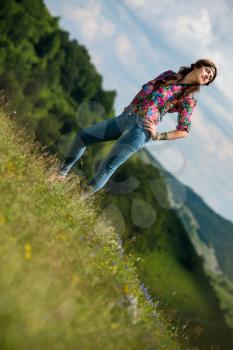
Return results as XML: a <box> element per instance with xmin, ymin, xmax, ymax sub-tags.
<box><xmin>44</xmin><ymin>0</ymin><xmax>233</xmax><ymax>223</ymax></box>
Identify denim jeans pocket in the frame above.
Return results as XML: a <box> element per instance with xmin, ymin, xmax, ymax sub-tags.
<box><xmin>129</xmin><ymin>125</ymin><xmax>151</xmax><ymax>151</ymax></box>
<box><xmin>145</xmin><ymin>129</ymin><xmax>153</xmax><ymax>142</ymax></box>
<box><xmin>113</xmin><ymin>112</ymin><xmax>130</xmax><ymax>136</ymax></box>
<box><xmin>139</xmin><ymin>128</ymin><xmax>152</xmax><ymax>149</ymax></box>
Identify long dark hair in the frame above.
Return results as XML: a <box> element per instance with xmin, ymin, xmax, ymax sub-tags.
<box><xmin>155</xmin><ymin>58</ymin><xmax>218</xmax><ymax>107</ymax></box>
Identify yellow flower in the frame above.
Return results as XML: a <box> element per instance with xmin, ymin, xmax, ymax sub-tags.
<box><xmin>6</xmin><ymin>161</ymin><xmax>15</xmax><ymax>173</ymax></box>
<box><xmin>0</xmin><ymin>214</ymin><xmax>5</xmax><ymax>225</ymax></box>
<box><xmin>110</xmin><ymin>322</ymin><xmax>119</xmax><ymax>330</ymax></box>
<box><xmin>71</xmin><ymin>273</ymin><xmax>80</xmax><ymax>286</ymax></box>
<box><xmin>56</xmin><ymin>233</ymin><xmax>68</xmax><ymax>241</ymax></box>
<box><xmin>122</xmin><ymin>285</ymin><xmax>129</xmax><ymax>294</ymax></box>
<box><xmin>24</xmin><ymin>243</ymin><xmax>32</xmax><ymax>260</ymax></box>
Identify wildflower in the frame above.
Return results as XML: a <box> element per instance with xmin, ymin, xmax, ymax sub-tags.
<box><xmin>140</xmin><ymin>283</ymin><xmax>154</xmax><ymax>305</ymax></box>
<box><xmin>24</xmin><ymin>243</ymin><xmax>32</xmax><ymax>260</ymax></box>
<box><xmin>6</xmin><ymin>161</ymin><xmax>15</xmax><ymax>173</ymax></box>
<box><xmin>56</xmin><ymin>233</ymin><xmax>68</xmax><ymax>241</ymax></box>
<box><xmin>122</xmin><ymin>285</ymin><xmax>129</xmax><ymax>294</ymax></box>
<box><xmin>0</xmin><ymin>214</ymin><xmax>5</xmax><ymax>225</ymax></box>
<box><xmin>71</xmin><ymin>273</ymin><xmax>80</xmax><ymax>286</ymax></box>
<box><xmin>110</xmin><ymin>322</ymin><xmax>119</xmax><ymax>330</ymax></box>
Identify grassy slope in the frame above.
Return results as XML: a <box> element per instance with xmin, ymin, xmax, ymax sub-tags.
<box><xmin>208</xmin><ymin>272</ymin><xmax>233</xmax><ymax>329</ymax></box>
<box><xmin>0</xmin><ymin>108</ymin><xmax>195</xmax><ymax>349</ymax></box>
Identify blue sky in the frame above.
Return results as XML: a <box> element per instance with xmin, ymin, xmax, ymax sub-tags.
<box><xmin>44</xmin><ymin>0</ymin><xmax>233</xmax><ymax>223</ymax></box>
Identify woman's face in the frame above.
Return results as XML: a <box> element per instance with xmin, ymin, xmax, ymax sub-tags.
<box><xmin>194</xmin><ymin>66</ymin><xmax>215</xmax><ymax>85</ymax></box>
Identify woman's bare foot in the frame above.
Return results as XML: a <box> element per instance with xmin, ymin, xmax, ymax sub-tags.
<box><xmin>57</xmin><ymin>175</ymin><xmax>66</xmax><ymax>181</ymax></box>
<box><xmin>48</xmin><ymin>173</ymin><xmax>67</xmax><ymax>183</ymax></box>
<box><xmin>80</xmin><ymin>190</ymin><xmax>94</xmax><ymax>201</ymax></box>
<box><xmin>79</xmin><ymin>185</ymin><xmax>95</xmax><ymax>200</ymax></box>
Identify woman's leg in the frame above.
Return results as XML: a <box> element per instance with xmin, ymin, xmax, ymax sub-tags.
<box><xmin>87</xmin><ymin>124</ymin><xmax>151</xmax><ymax>194</ymax></box>
<box><xmin>59</xmin><ymin>113</ymin><xmax>127</xmax><ymax>176</ymax></box>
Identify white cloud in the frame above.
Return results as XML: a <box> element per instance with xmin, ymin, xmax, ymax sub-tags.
<box><xmin>201</xmin><ymin>91</ymin><xmax>233</xmax><ymax>133</ymax></box>
<box><xmin>124</xmin><ymin>0</ymin><xmax>146</xmax><ymax>8</ymax></box>
<box><xmin>163</xmin><ymin>9</ymin><xmax>213</xmax><ymax>52</ymax></box>
<box><xmin>124</xmin><ymin>0</ymin><xmax>176</xmax><ymax>16</ymax></box>
<box><xmin>60</xmin><ymin>1</ymin><xmax>115</xmax><ymax>43</ymax></box>
<box><xmin>192</xmin><ymin>107</ymin><xmax>233</xmax><ymax>162</ymax></box>
<box><xmin>114</xmin><ymin>33</ymin><xmax>136</xmax><ymax>65</ymax></box>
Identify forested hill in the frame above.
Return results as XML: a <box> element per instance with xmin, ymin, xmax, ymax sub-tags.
<box><xmin>0</xmin><ymin>0</ymin><xmax>116</xmax><ymax>154</ymax></box>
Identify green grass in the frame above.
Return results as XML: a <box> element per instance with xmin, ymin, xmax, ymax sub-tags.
<box><xmin>210</xmin><ymin>273</ymin><xmax>233</xmax><ymax>329</ymax></box>
<box><xmin>141</xmin><ymin>250</ymin><xmax>220</xmax><ymax>319</ymax></box>
<box><xmin>135</xmin><ymin>245</ymin><xmax>233</xmax><ymax>349</ymax></box>
<box><xmin>0</xmin><ymin>108</ymin><xmax>198</xmax><ymax>349</ymax></box>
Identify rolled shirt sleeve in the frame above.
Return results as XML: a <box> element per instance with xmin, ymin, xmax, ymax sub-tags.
<box><xmin>176</xmin><ymin>95</ymin><xmax>197</xmax><ymax>133</ymax></box>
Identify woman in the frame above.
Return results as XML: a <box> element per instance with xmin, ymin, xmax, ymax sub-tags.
<box><xmin>53</xmin><ymin>58</ymin><xmax>217</xmax><ymax>198</ymax></box>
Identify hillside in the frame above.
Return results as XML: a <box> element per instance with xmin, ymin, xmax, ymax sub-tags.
<box><xmin>0</xmin><ymin>108</ymin><xmax>197</xmax><ymax>349</ymax></box>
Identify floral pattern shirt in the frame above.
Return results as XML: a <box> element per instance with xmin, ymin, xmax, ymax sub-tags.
<box><xmin>123</xmin><ymin>70</ymin><xmax>197</xmax><ymax>133</ymax></box>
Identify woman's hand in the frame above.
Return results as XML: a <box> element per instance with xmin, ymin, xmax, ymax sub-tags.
<box><xmin>143</xmin><ymin>119</ymin><xmax>158</xmax><ymax>140</ymax></box>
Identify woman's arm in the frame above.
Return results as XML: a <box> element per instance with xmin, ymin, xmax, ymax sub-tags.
<box><xmin>143</xmin><ymin>119</ymin><xmax>188</xmax><ymax>140</ymax></box>
<box><xmin>152</xmin><ymin>129</ymin><xmax>188</xmax><ymax>140</ymax></box>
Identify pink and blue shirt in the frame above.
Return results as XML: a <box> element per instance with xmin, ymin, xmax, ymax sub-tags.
<box><xmin>123</xmin><ymin>70</ymin><xmax>197</xmax><ymax>133</ymax></box>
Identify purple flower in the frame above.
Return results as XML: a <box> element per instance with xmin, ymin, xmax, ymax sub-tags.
<box><xmin>140</xmin><ymin>283</ymin><xmax>154</xmax><ymax>305</ymax></box>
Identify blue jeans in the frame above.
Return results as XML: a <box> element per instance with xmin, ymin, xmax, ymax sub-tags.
<box><xmin>59</xmin><ymin>111</ymin><xmax>152</xmax><ymax>193</ymax></box>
